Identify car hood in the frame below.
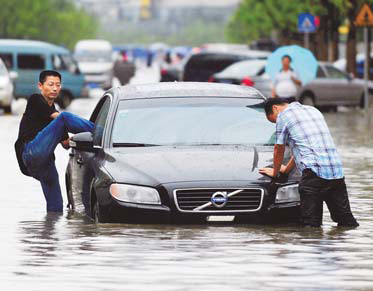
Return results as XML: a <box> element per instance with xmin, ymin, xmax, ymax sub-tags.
<box><xmin>103</xmin><ymin>146</ymin><xmax>275</xmax><ymax>186</ymax></box>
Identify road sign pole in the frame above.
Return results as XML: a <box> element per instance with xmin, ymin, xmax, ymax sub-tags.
<box><xmin>364</xmin><ymin>26</ymin><xmax>369</xmax><ymax>110</ymax></box>
<box><xmin>355</xmin><ymin>3</ymin><xmax>373</xmax><ymax>111</ymax></box>
<box><xmin>304</xmin><ymin>31</ymin><xmax>310</xmax><ymax>49</ymax></box>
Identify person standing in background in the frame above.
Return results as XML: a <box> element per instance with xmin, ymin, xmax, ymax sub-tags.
<box><xmin>272</xmin><ymin>55</ymin><xmax>302</xmax><ymax>103</ymax></box>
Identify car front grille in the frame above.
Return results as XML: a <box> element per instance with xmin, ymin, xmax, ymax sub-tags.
<box><xmin>174</xmin><ymin>188</ymin><xmax>264</xmax><ymax>213</ymax></box>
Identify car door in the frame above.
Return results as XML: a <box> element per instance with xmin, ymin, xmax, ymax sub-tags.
<box><xmin>324</xmin><ymin>65</ymin><xmax>362</xmax><ymax>105</ymax></box>
<box><xmin>69</xmin><ymin>96</ymin><xmax>112</xmax><ymax>213</ymax></box>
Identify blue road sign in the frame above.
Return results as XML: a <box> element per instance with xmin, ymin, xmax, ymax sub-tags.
<box><xmin>298</xmin><ymin>13</ymin><xmax>316</xmax><ymax>33</ymax></box>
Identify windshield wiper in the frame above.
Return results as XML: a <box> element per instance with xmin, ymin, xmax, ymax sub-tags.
<box><xmin>112</xmin><ymin>143</ymin><xmax>160</xmax><ymax>147</ymax></box>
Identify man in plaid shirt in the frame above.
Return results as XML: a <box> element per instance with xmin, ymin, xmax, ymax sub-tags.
<box><xmin>259</xmin><ymin>98</ymin><xmax>359</xmax><ymax>227</ymax></box>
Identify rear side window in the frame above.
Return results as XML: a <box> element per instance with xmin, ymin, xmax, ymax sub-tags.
<box><xmin>17</xmin><ymin>54</ymin><xmax>45</xmax><ymax>69</ymax></box>
<box><xmin>0</xmin><ymin>53</ymin><xmax>13</xmax><ymax>69</ymax></box>
<box><xmin>325</xmin><ymin>66</ymin><xmax>347</xmax><ymax>79</ymax></box>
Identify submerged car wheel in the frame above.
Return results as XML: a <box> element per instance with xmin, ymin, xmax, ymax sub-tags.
<box><xmin>92</xmin><ymin>197</ymin><xmax>110</xmax><ymax>223</ymax></box>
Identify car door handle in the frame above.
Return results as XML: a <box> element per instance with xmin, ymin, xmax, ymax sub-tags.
<box><xmin>77</xmin><ymin>157</ymin><xmax>84</xmax><ymax>165</ymax></box>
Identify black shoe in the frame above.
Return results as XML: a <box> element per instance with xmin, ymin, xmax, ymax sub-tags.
<box><xmin>337</xmin><ymin>221</ymin><xmax>359</xmax><ymax>227</ymax></box>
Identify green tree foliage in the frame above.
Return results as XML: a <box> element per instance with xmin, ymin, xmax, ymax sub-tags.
<box><xmin>226</xmin><ymin>0</ymin><xmax>368</xmax><ymax>73</ymax></box>
<box><xmin>101</xmin><ymin>20</ymin><xmax>227</xmax><ymax>47</ymax></box>
<box><xmin>0</xmin><ymin>0</ymin><xmax>97</xmax><ymax>48</ymax></box>
<box><xmin>226</xmin><ymin>0</ymin><xmax>318</xmax><ymax>43</ymax></box>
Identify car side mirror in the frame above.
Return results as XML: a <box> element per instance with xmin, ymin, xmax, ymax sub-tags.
<box><xmin>70</xmin><ymin>132</ymin><xmax>99</xmax><ymax>153</ymax></box>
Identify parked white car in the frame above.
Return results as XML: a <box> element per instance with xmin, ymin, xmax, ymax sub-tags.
<box><xmin>0</xmin><ymin>58</ymin><xmax>14</xmax><ymax>113</ymax></box>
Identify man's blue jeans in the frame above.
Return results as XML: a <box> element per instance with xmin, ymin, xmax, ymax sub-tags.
<box><xmin>22</xmin><ymin>112</ymin><xmax>94</xmax><ymax>212</ymax></box>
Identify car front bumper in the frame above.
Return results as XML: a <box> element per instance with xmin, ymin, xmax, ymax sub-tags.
<box><xmin>98</xmin><ymin>184</ymin><xmax>300</xmax><ymax>224</ymax></box>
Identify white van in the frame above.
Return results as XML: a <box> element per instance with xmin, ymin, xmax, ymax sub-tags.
<box><xmin>74</xmin><ymin>40</ymin><xmax>114</xmax><ymax>90</ymax></box>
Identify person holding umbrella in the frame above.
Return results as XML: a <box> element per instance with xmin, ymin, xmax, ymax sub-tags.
<box><xmin>266</xmin><ymin>45</ymin><xmax>318</xmax><ymax>102</ymax></box>
<box><xmin>272</xmin><ymin>55</ymin><xmax>302</xmax><ymax>102</ymax></box>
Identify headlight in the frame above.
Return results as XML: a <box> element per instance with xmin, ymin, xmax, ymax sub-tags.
<box><xmin>109</xmin><ymin>184</ymin><xmax>161</xmax><ymax>205</ymax></box>
<box><xmin>275</xmin><ymin>184</ymin><xmax>300</xmax><ymax>203</ymax></box>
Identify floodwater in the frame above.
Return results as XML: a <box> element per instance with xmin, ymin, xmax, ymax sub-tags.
<box><xmin>1</xmin><ymin>69</ymin><xmax>373</xmax><ymax>290</ymax></box>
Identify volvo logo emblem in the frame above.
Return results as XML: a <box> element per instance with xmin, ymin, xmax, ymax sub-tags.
<box><xmin>211</xmin><ymin>191</ymin><xmax>228</xmax><ymax>208</ymax></box>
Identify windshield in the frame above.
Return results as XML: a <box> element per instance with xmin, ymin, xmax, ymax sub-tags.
<box><xmin>111</xmin><ymin>97</ymin><xmax>275</xmax><ymax>146</ymax></box>
<box><xmin>74</xmin><ymin>50</ymin><xmax>112</xmax><ymax>62</ymax></box>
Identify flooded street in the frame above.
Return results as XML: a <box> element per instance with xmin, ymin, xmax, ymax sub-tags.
<box><xmin>1</xmin><ymin>67</ymin><xmax>373</xmax><ymax>290</ymax></box>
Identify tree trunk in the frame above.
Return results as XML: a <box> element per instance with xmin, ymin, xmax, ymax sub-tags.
<box><xmin>329</xmin><ymin>3</ymin><xmax>340</xmax><ymax>61</ymax></box>
<box><xmin>346</xmin><ymin>0</ymin><xmax>357</xmax><ymax>76</ymax></box>
<box><xmin>368</xmin><ymin>28</ymin><xmax>372</xmax><ymax>80</ymax></box>
<box><xmin>316</xmin><ymin>14</ymin><xmax>328</xmax><ymax>61</ymax></box>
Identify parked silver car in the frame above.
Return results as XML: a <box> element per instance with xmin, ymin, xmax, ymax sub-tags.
<box><xmin>0</xmin><ymin>58</ymin><xmax>14</xmax><ymax>113</ymax></box>
<box><xmin>210</xmin><ymin>61</ymin><xmax>365</xmax><ymax>110</ymax></box>
<box><xmin>297</xmin><ymin>62</ymin><xmax>364</xmax><ymax>109</ymax></box>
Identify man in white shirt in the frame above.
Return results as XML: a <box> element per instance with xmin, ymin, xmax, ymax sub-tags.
<box><xmin>272</xmin><ymin>55</ymin><xmax>302</xmax><ymax>102</ymax></box>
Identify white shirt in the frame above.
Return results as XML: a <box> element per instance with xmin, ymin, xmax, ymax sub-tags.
<box><xmin>273</xmin><ymin>70</ymin><xmax>299</xmax><ymax>97</ymax></box>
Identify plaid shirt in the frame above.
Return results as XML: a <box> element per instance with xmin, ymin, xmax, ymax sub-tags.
<box><xmin>276</xmin><ymin>102</ymin><xmax>343</xmax><ymax>179</ymax></box>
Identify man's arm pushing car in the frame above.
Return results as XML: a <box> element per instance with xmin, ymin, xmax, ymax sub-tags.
<box><xmin>259</xmin><ymin>145</ymin><xmax>295</xmax><ymax>178</ymax></box>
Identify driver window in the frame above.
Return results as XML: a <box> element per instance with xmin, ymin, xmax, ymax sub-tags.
<box><xmin>92</xmin><ymin>97</ymin><xmax>111</xmax><ymax>145</ymax></box>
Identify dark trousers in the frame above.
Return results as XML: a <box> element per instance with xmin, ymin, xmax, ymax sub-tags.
<box><xmin>298</xmin><ymin>169</ymin><xmax>359</xmax><ymax>227</ymax></box>
<box><xmin>22</xmin><ymin>112</ymin><xmax>94</xmax><ymax>212</ymax></box>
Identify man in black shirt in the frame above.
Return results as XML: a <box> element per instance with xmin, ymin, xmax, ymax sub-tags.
<box><xmin>15</xmin><ymin>70</ymin><xmax>94</xmax><ymax>212</ymax></box>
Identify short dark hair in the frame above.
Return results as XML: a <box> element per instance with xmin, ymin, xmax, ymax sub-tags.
<box><xmin>282</xmin><ymin>54</ymin><xmax>292</xmax><ymax>62</ymax></box>
<box><xmin>263</xmin><ymin>97</ymin><xmax>289</xmax><ymax>115</ymax></box>
<box><xmin>39</xmin><ymin>70</ymin><xmax>61</xmax><ymax>84</ymax></box>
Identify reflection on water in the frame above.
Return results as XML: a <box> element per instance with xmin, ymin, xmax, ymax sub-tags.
<box><xmin>5</xmin><ymin>109</ymin><xmax>373</xmax><ymax>290</ymax></box>
<box><xmin>18</xmin><ymin>213</ymin><xmax>62</xmax><ymax>268</ymax></box>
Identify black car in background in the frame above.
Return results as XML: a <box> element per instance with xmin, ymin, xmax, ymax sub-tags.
<box><xmin>182</xmin><ymin>50</ymin><xmax>270</xmax><ymax>82</ymax></box>
<box><xmin>66</xmin><ymin>82</ymin><xmax>300</xmax><ymax>224</ymax></box>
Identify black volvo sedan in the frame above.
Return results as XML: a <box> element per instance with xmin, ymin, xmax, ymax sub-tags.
<box><xmin>66</xmin><ymin>82</ymin><xmax>300</xmax><ymax>223</ymax></box>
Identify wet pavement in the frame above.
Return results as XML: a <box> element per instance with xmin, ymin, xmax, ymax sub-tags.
<box><xmin>1</xmin><ymin>66</ymin><xmax>373</xmax><ymax>290</ymax></box>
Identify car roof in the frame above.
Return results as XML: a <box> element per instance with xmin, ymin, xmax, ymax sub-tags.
<box><xmin>111</xmin><ymin>82</ymin><xmax>266</xmax><ymax>100</ymax></box>
<box><xmin>0</xmin><ymin>39</ymin><xmax>69</xmax><ymax>54</ymax></box>
<box><xmin>225</xmin><ymin>59</ymin><xmax>267</xmax><ymax>67</ymax></box>
<box><xmin>193</xmin><ymin>49</ymin><xmax>270</xmax><ymax>58</ymax></box>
